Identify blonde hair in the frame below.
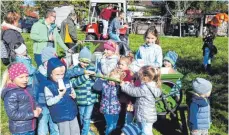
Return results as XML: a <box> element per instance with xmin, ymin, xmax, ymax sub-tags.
<box><xmin>119</xmin><ymin>56</ymin><xmax>132</xmax><ymax>65</ymax></box>
<box><xmin>0</xmin><ymin>69</ymin><xmax>11</xmax><ymax>90</ymax></box>
<box><xmin>138</xmin><ymin>66</ymin><xmax>161</xmax><ymax>87</ymax></box>
<box><xmin>109</xmin><ymin>68</ymin><xmax>126</xmax><ymax>82</ymax></box>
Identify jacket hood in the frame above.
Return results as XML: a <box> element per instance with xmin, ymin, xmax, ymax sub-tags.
<box><xmin>47</xmin><ymin>57</ymin><xmax>65</xmax><ymax>79</ymax></box>
<box><xmin>192</xmin><ymin>95</ymin><xmax>209</xmax><ymax>107</ymax></box>
<box><xmin>1</xmin><ymin>21</ymin><xmax>22</xmax><ymax>32</ymax></box>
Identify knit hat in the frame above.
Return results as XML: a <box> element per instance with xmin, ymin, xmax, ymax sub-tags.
<box><xmin>41</xmin><ymin>46</ymin><xmax>57</xmax><ymax>63</ymax></box>
<box><xmin>104</xmin><ymin>40</ymin><xmax>116</xmax><ymax>52</ymax></box>
<box><xmin>15</xmin><ymin>43</ymin><xmax>27</xmax><ymax>55</ymax></box>
<box><xmin>163</xmin><ymin>51</ymin><xmax>178</xmax><ymax>67</ymax></box>
<box><xmin>8</xmin><ymin>63</ymin><xmax>29</xmax><ymax>80</ymax></box>
<box><xmin>47</xmin><ymin>57</ymin><xmax>65</xmax><ymax>79</ymax></box>
<box><xmin>79</xmin><ymin>47</ymin><xmax>92</xmax><ymax>63</ymax></box>
<box><xmin>192</xmin><ymin>78</ymin><xmax>212</xmax><ymax>95</ymax></box>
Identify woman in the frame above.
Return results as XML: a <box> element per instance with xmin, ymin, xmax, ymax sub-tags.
<box><xmin>1</xmin><ymin>11</ymin><xmax>24</xmax><ymax>65</ymax></box>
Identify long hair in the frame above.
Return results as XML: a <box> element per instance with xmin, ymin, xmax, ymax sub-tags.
<box><xmin>138</xmin><ymin>65</ymin><xmax>161</xmax><ymax>88</ymax></box>
<box><xmin>0</xmin><ymin>69</ymin><xmax>11</xmax><ymax>90</ymax></box>
<box><xmin>144</xmin><ymin>26</ymin><xmax>160</xmax><ymax>45</ymax></box>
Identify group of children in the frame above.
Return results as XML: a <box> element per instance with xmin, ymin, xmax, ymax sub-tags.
<box><xmin>1</xmin><ymin>26</ymin><xmax>212</xmax><ymax>135</ymax></box>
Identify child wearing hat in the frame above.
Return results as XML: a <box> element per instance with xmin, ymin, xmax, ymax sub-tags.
<box><xmin>14</xmin><ymin>42</ymin><xmax>36</xmax><ymax>85</ymax></box>
<box><xmin>189</xmin><ymin>78</ymin><xmax>212</xmax><ymax>135</ymax></box>
<box><xmin>100</xmin><ymin>40</ymin><xmax>119</xmax><ymax>75</ymax></box>
<box><xmin>33</xmin><ymin>46</ymin><xmax>60</xmax><ymax>135</ymax></box>
<box><xmin>1</xmin><ymin>63</ymin><xmax>42</xmax><ymax>135</ymax></box>
<box><xmin>162</xmin><ymin>51</ymin><xmax>182</xmax><ymax>100</ymax></box>
<box><xmin>68</xmin><ymin>47</ymin><xmax>98</xmax><ymax>135</ymax></box>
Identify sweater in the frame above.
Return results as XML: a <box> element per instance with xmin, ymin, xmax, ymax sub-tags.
<box><xmin>135</xmin><ymin>44</ymin><xmax>163</xmax><ymax>67</ymax></box>
<box><xmin>108</xmin><ymin>17</ymin><xmax>122</xmax><ymax>34</ymax></box>
<box><xmin>30</xmin><ymin>18</ymin><xmax>68</xmax><ymax>54</ymax></box>
<box><xmin>100</xmin><ymin>8</ymin><xmax>118</xmax><ymax>21</ymax></box>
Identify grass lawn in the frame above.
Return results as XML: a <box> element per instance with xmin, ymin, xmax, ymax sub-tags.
<box><xmin>1</xmin><ymin>32</ymin><xmax>228</xmax><ymax>135</ymax></box>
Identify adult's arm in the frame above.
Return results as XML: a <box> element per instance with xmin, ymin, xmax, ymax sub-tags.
<box><xmin>68</xmin><ymin>22</ymin><xmax>77</xmax><ymax>42</ymax></box>
<box><xmin>54</xmin><ymin>29</ymin><xmax>69</xmax><ymax>51</ymax></box>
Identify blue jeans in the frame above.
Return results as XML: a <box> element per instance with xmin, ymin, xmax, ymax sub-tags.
<box><xmin>138</xmin><ymin>122</ymin><xmax>154</xmax><ymax>135</ymax></box>
<box><xmin>34</xmin><ymin>54</ymin><xmax>42</xmax><ymax>67</ymax></box>
<box><xmin>38</xmin><ymin>107</ymin><xmax>59</xmax><ymax>135</ymax></box>
<box><xmin>78</xmin><ymin>104</ymin><xmax>94</xmax><ymax>135</ymax></box>
<box><xmin>109</xmin><ymin>32</ymin><xmax>121</xmax><ymax>42</ymax></box>
<box><xmin>12</xmin><ymin>131</ymin><xmax>34</xmax><ymax>135</ymax></box>
<box><xmin>125</xmin><ymin>111</ymin><xmax>134</xmax><ymax>125</ymax></box>
<box><xmin>203</xmin><ymin>47</ymin><xmax>211</xmax><ymax>67</ymax></box>
<box><xmin>104</xmin><ymin>114</ymin><xmax>119</xmax><ymax>135</ymax></box>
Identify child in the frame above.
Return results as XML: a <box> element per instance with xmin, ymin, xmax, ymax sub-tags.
<box><xmin>189</xmin><ymin>78</ymin><xmax>212</xmax><ymax>135</ymax></box>
<box><xmin>120</xmin><ymin>65</ymin><xmax>162</xmax><ymax>135</ymax></box>
<box><xmin>14</xmin><ymin>42</ymin><xmax>36</xmax><ymax>85</ymax></box>
<box><xmin>68</xmin><ymin>47</ymin><xmax>98</xmax><ymax>135</ymax></box>
<box><xmin>118</xmin><ymin>56</ymin><xmax>135</xmax><ymax>125</ymax></box>
<box><xmin>1</xmin><ymin>63</ymin><xmax>42</xmax><ymax>135</ymax></box>
<box><xmin>44</xmin><ymin>57</ymin><xmax>80</xmax><ymax>135</ymax></box>
<box><xmin>93</xmin><ymin>68</ymin><xmax>125</xmax><ymax>135</ymax></box>
<box><xmin>202</xmin><ymin>29</ymin><xmax>217</xmax><ymax>74</ymax></box>
<box><xmin>100</xmin><ymin>40</ymin><xmax>119</xmax><ymax>75</ymax></box>
<box><xmin>33</xmin><ymin>46</ymin><xmax>59</xmax><ymax>135</ymax></box>
<box><xmin>135</xmin><ymin>26</ymin><xmax>163</xmax><ymax>68</ymax></box>
<box><xmin>162</xmin><ymin>51</ymin><xmax>182</xmax><ymax>100</ymax></box>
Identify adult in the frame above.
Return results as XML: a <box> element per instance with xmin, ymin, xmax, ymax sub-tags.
<box><xmin>1</xmin><ymin>11</ymin><xmax>24</xmax><ymax>65</ymax></box>
<box><xmin>60</xmin><ymin>11</ymin><xmax>79</xmax><ymax>51</ymax></box>
<box><xmin>30</xmin><ymin>9</ymin><xmax>72</xmax><ymax>67</ymax></box>
<box><xmin>100</xmin><ymin>4</ymin><xmax>119</xmax><ymax>39</ymax></box>
<box><xmin>108</xmin><ymin>11</ymin><xmax>128</xmax><ymax>42</ymax></box>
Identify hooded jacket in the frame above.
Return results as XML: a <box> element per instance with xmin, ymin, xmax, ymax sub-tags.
<box><xmin>121</xmin><ymin>81</ymin><xmax>161</xmax><ymax>123</ymax></box>
<box><xmin>189</xmin><ymin>95</ymin><xmax>211</xmax><ymax>130</ymax></box>
<box><xmin>30</xmin><ymin>18</ymin><xmax>68</xmax><ymax>54</ymax></box>
<box><xmin>45</xmin><ymin>58</ymin><xmax>77</xmax><ymax>123</ymax></box>
<box><xmin>1</xmin><ymin>21</ymin><xmax>24</xmax><ymax>60</ymax></box>
<box><xmin>1</xmin><ymin>85</ymin><xmax>36</xmax><ymax>134</ymax></box>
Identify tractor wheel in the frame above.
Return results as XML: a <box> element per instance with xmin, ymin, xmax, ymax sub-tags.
<box><xmin>86</xmin><ymin>34</ymin><xmax>96</xmax><ymax>40</ymax></box>
<box><xmin>156</xmin><ymin>80</ymin><xmax>183</xmax><ymax>116</ymax></box>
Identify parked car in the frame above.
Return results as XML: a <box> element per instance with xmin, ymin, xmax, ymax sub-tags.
<box><xmin>20</xmin><ymin>17</ymin><xmax>38</xmax><ymax>33</ymax></box>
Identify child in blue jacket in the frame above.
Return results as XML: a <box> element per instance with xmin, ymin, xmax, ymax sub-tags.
<box><xmin>44</xmin><ymin>57</ymin><xmax>80</xmax><ymax>135</ymax></box>
<box><xmin>189</xmin><ymin>78</ymin><xmax>212</xmax><ymax>135</ymax></box>
<box><xmin>1</xmin><ymin>63</ymin><xmax>42</xmax><ymax>135</ymax></box>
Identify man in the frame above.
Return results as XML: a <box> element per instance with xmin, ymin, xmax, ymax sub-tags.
<box><xmin>60</xmin><ymin>11</ymin><xmax>79</xmax><ymax>51</ymax></box>
<box><xmin>100</xmin><ymin>4</ymin><xmax>119</xmax><ymax>39</ymax></box>
<box><xmin>30</xmin><ymin>9</ymin><xmax>72</xmax><ymax>67</ymax></box>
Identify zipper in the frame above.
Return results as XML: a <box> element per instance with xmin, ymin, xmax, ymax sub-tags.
<box><xmin>24</xmin><ymin>89</ymin><xmax>35</xmax><ymax>130</ymax></box>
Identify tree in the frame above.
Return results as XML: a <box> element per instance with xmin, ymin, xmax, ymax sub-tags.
<box><xmin>1</xmin><ymin>1</ymin><xmax>24</xmax><ymax>21</ymax></box>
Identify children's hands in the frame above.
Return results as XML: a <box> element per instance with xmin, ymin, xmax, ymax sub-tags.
<box><xmin>33</xmin><ymin>107</ymin><xmax>42</xmax><ymax>117</ymax></box>
<box><xmin>69</xmin><ymin>91</ymin><xmax>76</xmax><ymax>99</ymax></box>
<box><xmin>58</xmin><ymin>88</ymin><xmax>67</xmax><ymax>97</ymax></box>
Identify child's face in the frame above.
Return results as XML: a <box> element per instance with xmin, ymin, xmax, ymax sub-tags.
<box><xmin>163</xmin><ymin>60</ymin><xmax>172</xmax><ymax>68</ymax></box>
<box><xmin>13</xmin><ymin>73</ymin><xmax>29</xmax><ymax>88</ymax></box>
<box><xmin>119</xmin><ymin>60</ymin><xmax>128</xmax><ymax>70</ymax></box>
<box><xmin>79</xmin><ymin>61</ymin><xmax>90</xmax><ymax>69</ymax></box>
<box><xmin>104</xmin><ymin>49</ymin><xmax>114</xmax><ymax>57</ymax></box>
<box><xmin>51</xmin><ymin>66</ymin><xmax>66</xmax><ymax>82</ymax></box>
<box><xmin>146</xmin><ymin>33</ymin><xmax>157</xmax><ymax>45</ymax></box>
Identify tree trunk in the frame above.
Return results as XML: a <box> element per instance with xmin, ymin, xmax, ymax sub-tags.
<box><xmin>199</xmin><ymin>16</ymin><xmax>204</xmax><ymax>37</ymax></box>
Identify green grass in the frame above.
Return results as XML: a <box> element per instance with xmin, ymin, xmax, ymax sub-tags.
<box><xmin>1</xmin><ymin>32</ymin><xmax>228</xmax><ymax>135</ymax></box>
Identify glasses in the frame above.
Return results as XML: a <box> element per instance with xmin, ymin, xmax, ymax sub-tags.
<box><xmin>51</xmin><ymin>15</ymin><xmax>56</xmax><ymax>18</ymax></box>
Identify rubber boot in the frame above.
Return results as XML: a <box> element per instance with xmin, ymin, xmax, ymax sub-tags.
<box><xmin>206</xmin><ymin>64</ymin><xmax>212</xmax><ymax>75</ymax></box>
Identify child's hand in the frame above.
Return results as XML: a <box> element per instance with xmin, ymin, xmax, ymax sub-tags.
<box><xmin>36</xmin><ymin>107</ymin><xmax>42</xmax><ymax>115</ymax></box>
<box><xmin>58</xmin><ymin>89</ymin><xmax>67</xmax><ymax>97</ymax></box>
<box><xmin>69</xmin><ymin>91</ymin><xmax>76</xmax><ymax>99</ymax></box>
<box><xmin>85</xmin><ymin>70</ymin><xmax>96</xmax><ymax>75</ymax></box>
<box><xmin>33</xmin><ymin>108</ymin><xmax>42</xmax><ymax>118</ymax></box>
